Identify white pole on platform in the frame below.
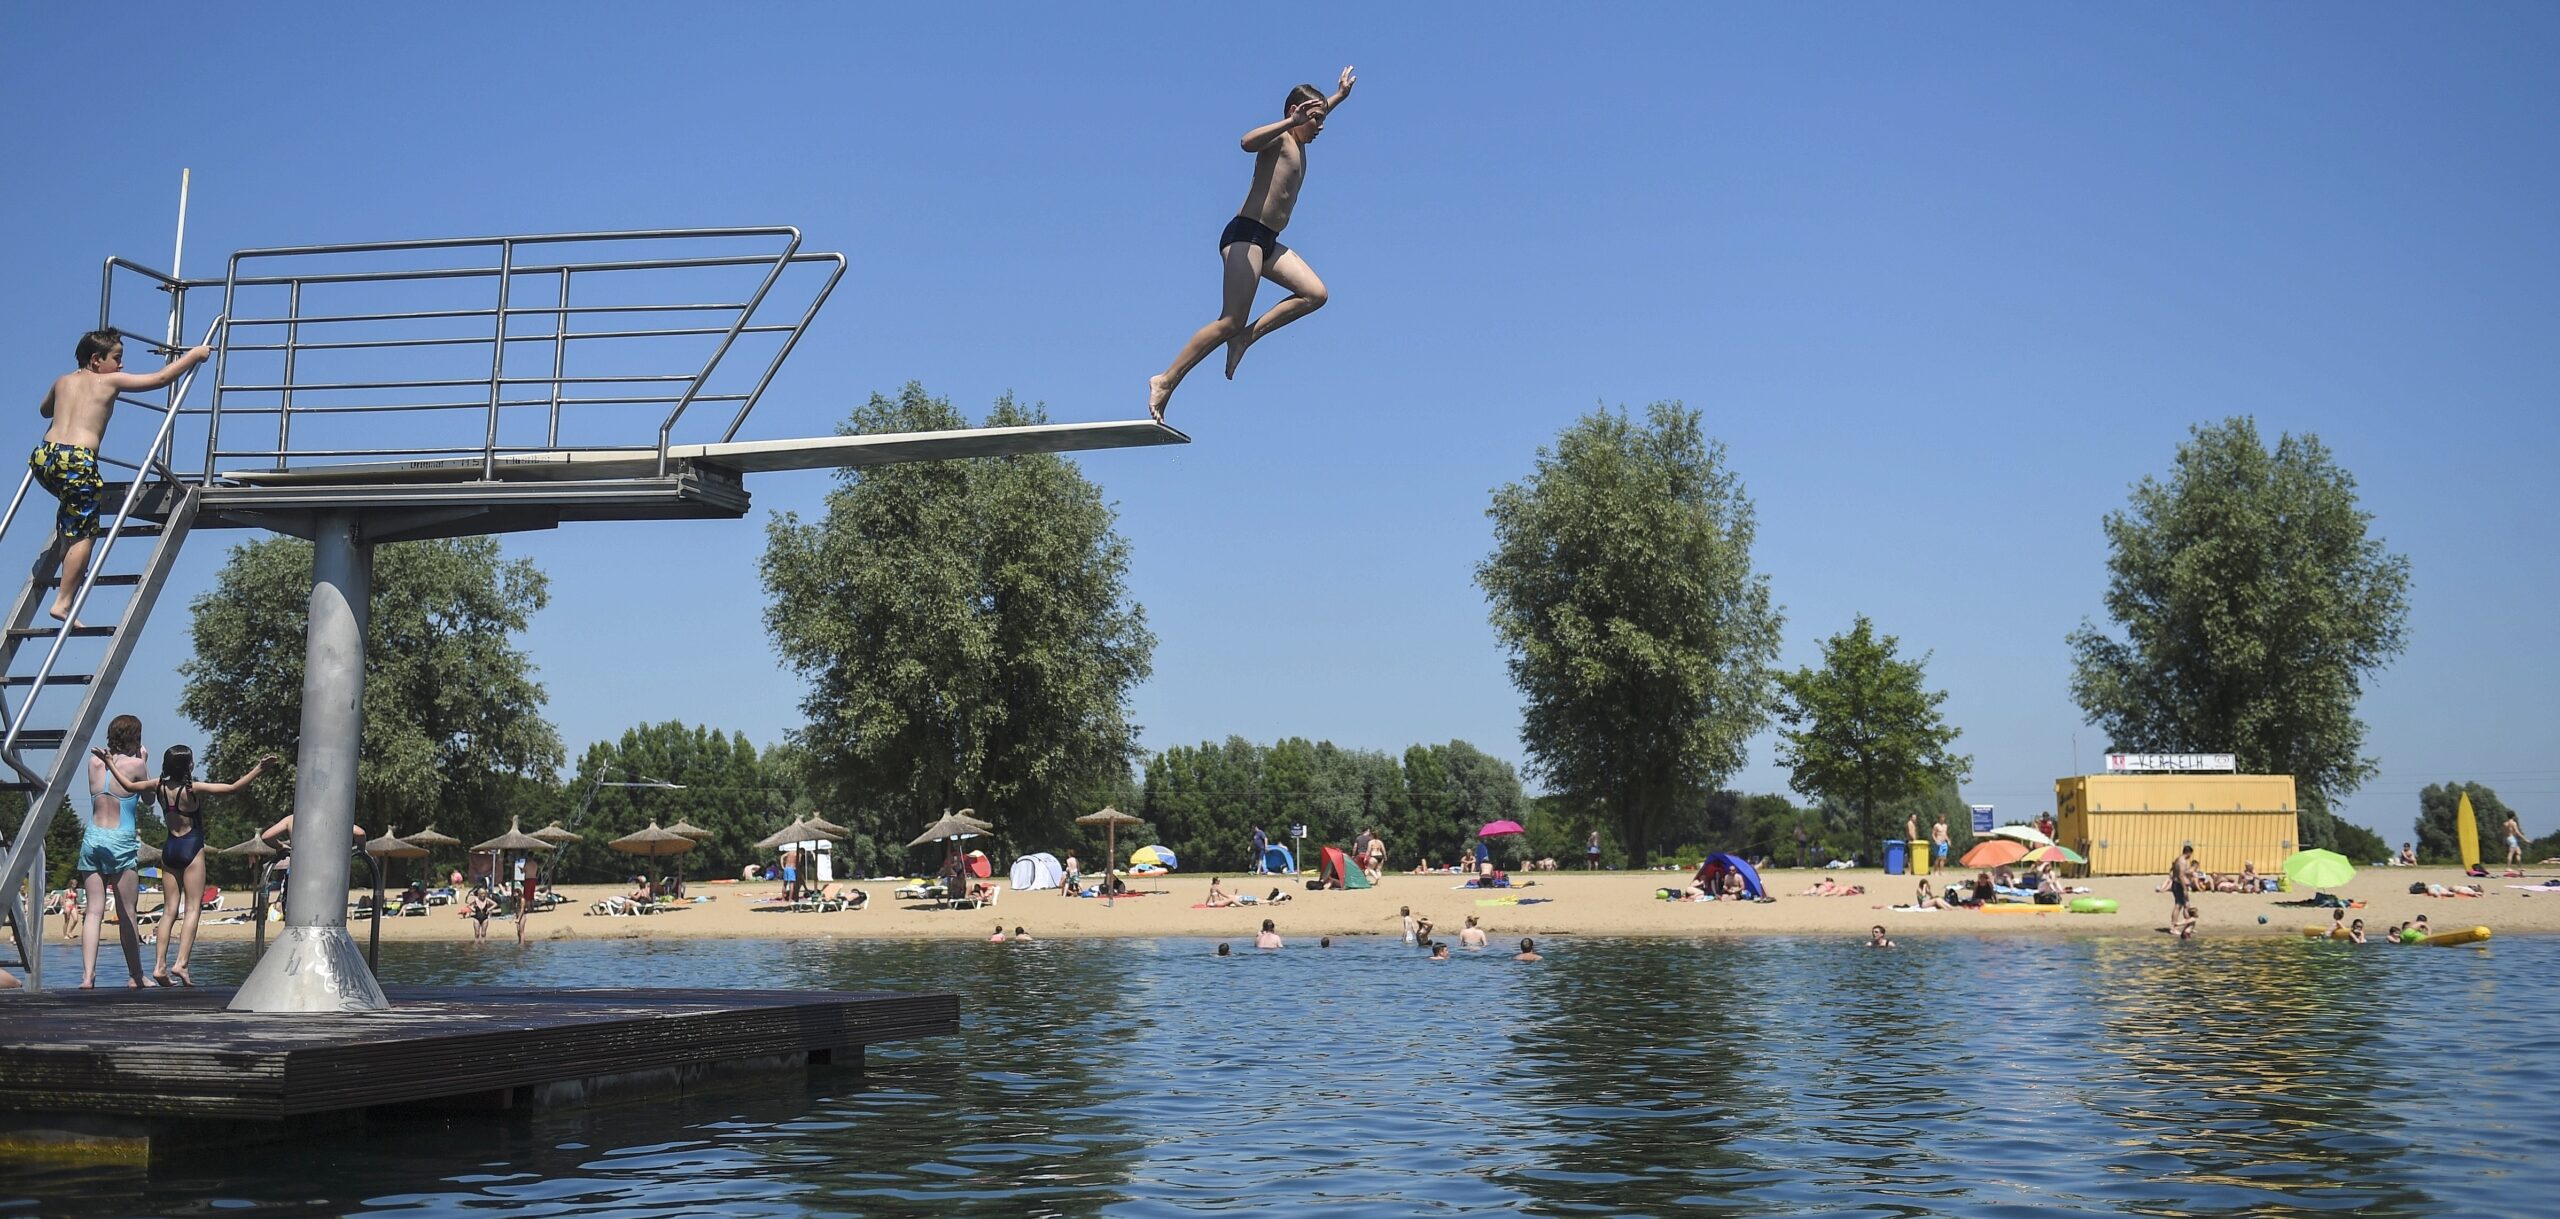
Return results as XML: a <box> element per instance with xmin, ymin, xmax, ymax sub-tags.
<box><xmin>229</xmin><ymin>512</ymin><xmax>388</xmax><ymax>1012</ymax></box>
<box><xmin>166</xmin><ymin>168</ymin><xmax>189</xmax><ymax>350</ymax></box>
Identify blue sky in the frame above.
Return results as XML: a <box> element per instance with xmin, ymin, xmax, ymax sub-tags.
<box><xmin>3</xmin><ymin>4</ymin><xmax>2553</xmax><ymax>842</ymax></box>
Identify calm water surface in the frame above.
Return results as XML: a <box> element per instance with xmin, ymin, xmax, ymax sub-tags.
<box><xmin>4</xmin><ymin>932</ymin><xmax>2552</xmax><ymax>1217</ymax></box>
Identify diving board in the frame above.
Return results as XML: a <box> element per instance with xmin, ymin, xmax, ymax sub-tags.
<box><xmin>223</xmin><ymin>419</ymin><xmax>1190</xmax><ymax>487</ymax></box>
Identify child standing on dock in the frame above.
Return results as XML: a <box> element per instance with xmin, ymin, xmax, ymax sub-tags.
<box><xmin>78</xmin><ymin>716</ymin><xmax>154</xmax><ymax>987</ymax></box>
<box><xmin>33</xmin><ymin>331</ymin><xmax>210</xmax><ymax>623</ymax></box>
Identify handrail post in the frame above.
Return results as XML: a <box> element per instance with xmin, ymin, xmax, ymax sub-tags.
<box><xmin>657</xmin><ymin>228</ymin><xmax>802</xmax><ymax>474</ymax></box>
<box><xmin>548</xmin><ymin>268</ymin><xmax>570</xmax><ymax>448</ymax></box>
<box><xmin>483</xmin><ymin>241</ymin><xmax>513</xmax><ymax>480</ymax></box>
<box><xmin>205</xmin><ymin>256</ymin><xmax>240</xmax><ymax>485</ymax></box>
<box><xmin>278</xmin><ymin>280</ymin><xmax>301</xmax><ymax>472</ymax></box>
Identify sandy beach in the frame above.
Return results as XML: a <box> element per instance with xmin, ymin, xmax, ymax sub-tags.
<box><xmin>86</xmin><ymin>864</ymin><xmax>2558</xmax><ymax>947</ymax></box>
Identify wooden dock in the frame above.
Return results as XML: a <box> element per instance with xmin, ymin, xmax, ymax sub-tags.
<box><xmin>0</xmin><ymin>986</ymin><xmax>957</xmax><ymax>1160</ymax></box>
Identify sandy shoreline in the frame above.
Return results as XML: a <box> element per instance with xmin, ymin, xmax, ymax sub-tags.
<box><xmin>72</xmin><ymin>865</ymin><xmax>2556</xmax><ymax>947</ymax></box>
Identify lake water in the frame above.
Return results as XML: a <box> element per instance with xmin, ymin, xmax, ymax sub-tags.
<box><xmin>5</xmin><ymin>932</ymin><xmax>2553</xmax><ymax>1217</ymax></box>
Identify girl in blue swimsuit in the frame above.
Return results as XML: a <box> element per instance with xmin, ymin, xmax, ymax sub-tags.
<box><xmin>78</xmin><ymin>715</ymin><xmax>152</xmax><ymax>988</ymax></box>
<box><xmin>109</xmin><ymin>744</ymin><xmax>276</xmax><ymax>986</ymax></box>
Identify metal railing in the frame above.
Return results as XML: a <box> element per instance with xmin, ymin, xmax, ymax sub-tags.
<box><xmin>92</xmin><ymin>228</ymin><xmax>845</xmax><ymax>484</ymax></box>
<box><xmin>0</xmin><ymin>314</ymin><xmax>226</xmax><ymax>778</ymax></box>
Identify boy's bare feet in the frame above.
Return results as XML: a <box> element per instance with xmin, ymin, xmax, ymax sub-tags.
<box><xmin>1147</xmin><ymin>375</ymin><xmax>1174</xmax><ymax>424</ymax></box>
<box><xmin>1223</xmin><ymin>332</ymin><xmax>1255</xmax><ymax>380</ymax></box>
<box><xmin>47</xmin><ymin>600</ymin><xmax>86</xmax><ymax>628</ymax></box>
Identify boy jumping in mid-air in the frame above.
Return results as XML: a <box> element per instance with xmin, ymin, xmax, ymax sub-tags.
<box><xmin>33</xmin><ymin>330</ymin><xmax>210</xmax><ymax>622</ymax></box>
<box><xmin>1148</xmin><ymin>66</ymin><xmax>1356</xmax><ymax>424</ymax></box>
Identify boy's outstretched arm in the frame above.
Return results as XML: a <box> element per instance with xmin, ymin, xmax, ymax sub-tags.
<box><xmin>1241</xmin><ymin>104</ymin><xmax>1321</xmax><ymax>152</ymax></box>
<box><xmin>1325</xmin><ymin>65</ymin><xmax>1356</xmax><ymax>110</ymax></box>
<box><xmin>106</xmin><ymin>345</ymin><xmax>211</xmax><ymax>393</ymax></box>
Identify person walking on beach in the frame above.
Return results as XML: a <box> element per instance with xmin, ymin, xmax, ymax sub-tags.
<box><xmin>102</xmin><ymin>745</ymin><xmax>277</xmax><ymax>986</ymax></box>
<box><xmin>32</xmin><ymin>331</ymin><xmax>211</xmax><ymax>623</ymax></box>
<box><xmin>1586</xmin><ymin>829</ymin><xmax>1602</xmax><ymax>870</ymax></box>
<box><xmin>2505</xmin><ymin>814</ymin><xmax>2525</xmax><ymax>865</ymax></box>
<box><xmin>77</xmin><ymin>716</ymin><xmax>154</xmax><ymax>988</ymax></box>
<box><xmin>1906</xmin><ymin>815</ymin><xmax>1922</xmax><ymax>874</ymax></box>
<box><xmin>2167</xmin><ymin>846</ymin><xmax>2195</xmax><ymax>939</ymax></box>
<box><xmin>1931</xmin><ymin>817</ymin><xmax>1951</xmax><ymax>873</ymax></box>
<box><xmin>516</xmin><ymin>853</ymin><xmax>541</xmax><ymax>947</ymax></box>
<box><xmin>1147</xmin><ymin>67</ymin><xmax>1357</xmax><ymax>423</ymax></box>
<box><xmin>1250</xmin><ymin>825</ymin><xmax>1268</xmax><ymax>874</ymax></box>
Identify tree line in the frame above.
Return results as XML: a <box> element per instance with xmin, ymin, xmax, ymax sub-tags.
<box><xmin>78</xmin><ymin>386</ymin><xmax>2450</xmax><ymax>887</ymax></box>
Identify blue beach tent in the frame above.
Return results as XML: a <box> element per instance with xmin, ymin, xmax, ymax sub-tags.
<box><xmin>1261</xmin><ymin>844</ymin><xmax>1296</xmax><ymax>874</ymax></box>
<box><xmin>1701</xmin><ymin>853</ymin><xmax>1766</xmax><ymax>899</ymax></box>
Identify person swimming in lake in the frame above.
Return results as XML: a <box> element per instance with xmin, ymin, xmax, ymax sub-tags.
<box><xmin>1458</xmin><ymin>916</ymin><xmax>1487</xmax><ymax>949</ymax></box>
<box><xmin>1256</xmin><ymin>918</ymin><xmax>1283</xmax><ymax>950</ymax></box>
<box><xmin>1515</xmin><ymin>937</ymin><xmax>1542</xmax><ymax>962</ymax></box>
<box><xmin>1868</xmin><ymin>925</ymin><xmax>1896</xmax><ymax>948</ymax></box>
<box><xmin>1147</xmin><ymin>68</ymin><xmax>1358</xmax><ymax>423</ymax></box>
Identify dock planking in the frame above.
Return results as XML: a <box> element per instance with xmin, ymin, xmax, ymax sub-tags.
<box><xmin>0</xmin><ymin>986</ymin><xmax>957</xmax><ymax>1122</ymax></box>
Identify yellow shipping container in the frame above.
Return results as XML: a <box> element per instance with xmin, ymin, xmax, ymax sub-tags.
<box><xmin>2052</xmin><ymin>774</ymin><xmax>2300</xmax><ymax>877</ymax></box>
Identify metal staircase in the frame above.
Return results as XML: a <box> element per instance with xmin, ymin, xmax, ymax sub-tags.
<box><xmin>0</xmin><ymin>321</ymin><xmax>218</xmax><ymax>990</ymax></box>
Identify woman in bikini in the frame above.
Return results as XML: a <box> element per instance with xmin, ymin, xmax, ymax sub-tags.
<box><xmin>107</xmin><ymin>745</ymin><xmax>276</xmax><ymax>986</ymax></box>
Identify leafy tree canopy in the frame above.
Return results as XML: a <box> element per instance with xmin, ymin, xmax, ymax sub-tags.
<box><xmin>2412</xmin><ymin>781</ymin><xmax>2518</xmax><ymax>866</ymax></box>
<box><xmin>2067</xmin><ymin>417</ymin><xmax>2410</xmax><ymax>855</ymax></box>
<box><xmin>1776</xmin><ymin>614</ymin><xmax>1972</xmax><ymax>851</ymax></box>
<box><xmin>762</xmin><ymin>384</ymin><xmax>1153</xmax><ymax>862</ymax></box>
<box><xmin>1477</xmin><ymin>403</ymin><xmax>1783</xmax><ymax>866</ymax></box>
<box><xmin>173</xmin><ymin>535</ymin><xmax>562</xmax><ymax>870</ymax></box>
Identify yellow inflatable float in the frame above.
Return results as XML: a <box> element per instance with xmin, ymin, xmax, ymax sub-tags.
<box><xmin>2424</xmin><ymin>926</ymin><xmax>2491</xmax><ymax>947</ymax></box>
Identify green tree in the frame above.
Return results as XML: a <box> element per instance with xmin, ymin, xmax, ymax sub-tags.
<box><xmin>1775</xmin><ymin>615</ymin><xmax>1972</xmax><ymax>855</ymax></box>
<box><xmin>175</xmin><ymin>536</ymin><xmax>563</xmax><ymax>862</ymax></box>
<box><xmin>1478</xmin><ymin>403</ymin><xmax>1784</xmax><ymax>866</ymax></box>
<box><xmin>2413</xmin><ymin>781</ymin><xmax>2516</xmax><ymax>865</ymax></box>
<box><xmin>2067</xmin><ymin>418</ymin><xmax>2411</xmax><ymax>850</ymax></box>
<box><xmin>762</xmin><ymin>385</ymin><xmax>1154</xmax><ymax>858</ymax></box>
<box><xmin>561</xmin><ymin>722</ymin><xmax>799</xmax><ymax>883</ymax></box>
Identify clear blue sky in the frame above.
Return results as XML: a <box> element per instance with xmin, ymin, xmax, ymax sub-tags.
<box><xmin>4</xmin><ymin>4</ymin><xmax>2553</xmax><ymax>842</ymax></box>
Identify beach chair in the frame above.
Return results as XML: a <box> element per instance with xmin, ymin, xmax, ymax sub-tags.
<box><xmin>200</xmin><ymin>886</ymin><xmax>224</xmax><ymax>913</ymax></box>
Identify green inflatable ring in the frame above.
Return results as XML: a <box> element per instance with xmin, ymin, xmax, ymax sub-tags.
<box><xmin>2067</xmin><ymin>897</ymin><xmax>2119</xmax><ymax>914</ymax></box>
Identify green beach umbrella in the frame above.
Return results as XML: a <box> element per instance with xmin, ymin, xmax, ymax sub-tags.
<box><xmin>2282</xmin><ymin>849</ymin><xmax>2356</xmax><ymax>891</ymax></box>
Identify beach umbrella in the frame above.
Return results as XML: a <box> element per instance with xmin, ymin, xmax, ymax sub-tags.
<box><xmin>1131</xmin><ymin>844</ymin><xmax>1177</xmax><ymax>871</ymax></box>
<box><xmin>2282</xmin><ymin>849</ymin><xmax>2356</xmax><ymax>891</ymax></box>
<box><xmin>403</xmin><ymin>825</ymin><xmax>461</xmax><ymax>877</ymax></box>
<box><xmin>1960</xmin><ymin>839</ymin><xmax>2028</xmax><ymax>869</ymax></box>
<box><xmin>1985</xmin><ymin>824</ymin><xmax>2055</xmax><ymax>847</ymax></box>
<box><xmin>804</xmin><ymin>814</ymin><xmax>852</xmax><ymax>839</ymax></box>
<box><xmin>907</xmin><ymin>810</ymin><xmax>993</xmax><ymax>850</ymax></box>
<box><xmin>218</xmin><ymin>835</ymin><xmax>278</xmax><ymax>859</ymax></box>
<box><xmin>664</xmin><ymin>820</ymin><xmax>714</xmax><ymax>841</ymax></box>
<box><xmin>1076</xmin><ymin>805</ymin><xmax>1145</xmax><ymax>907</ymax></box>
<box><xmin>609</xmin><ymin>821</ymin><xmax>698</xmax><ymax>860</ymax></box>
<box><xmin>530</xmin><ymin>822</ymin><xmax>582</xmax><ymax>847</ymax></box>
<box><xmin>755</xmin><ymin>819</ymin><xmax>814</xmax><ymax>852</ymax></box>
<box><xmin>473</xmin><ymin>819</ymin><xmax>555</xmax><ymax>854</ymax></box>
<box><xmin>1478</xmin><ymin>820</ymin><xmax>1527</xmax><ymax>839</ymax></box>
<box><xmin>2015</xmin><ymin>843</ymin><xmax>2086</xmax><ymax>866</ymax></box>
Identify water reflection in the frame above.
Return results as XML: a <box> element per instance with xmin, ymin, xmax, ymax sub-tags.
<box><xmin>4</xmin><ymin>934</ymin><xmax>2552</xmax><ymax>1217</ymax></box>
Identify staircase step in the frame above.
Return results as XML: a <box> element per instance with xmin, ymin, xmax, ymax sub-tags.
<box><xmin>40</xmin><ymin>574</ymin><xmax>143</xmax><ymax>588</ymax></box>
<box><xmin>1</xmin><ymin>674</ymin><xmax>92</xmax><ymax>687</ymax></box>
<box><xmin>4</xmin><ymin>626</ymin><xmax>112</xmax><ymax>640</ymax></box>
<box><xmin>2</xmin><ymin>730</ymin><xmax>67</xmax><ymax>750</ymax></box>
<box><xmin>0</xmin><ymin>779</ymin><xmax>41</xmax><ymax>792</ymax></box>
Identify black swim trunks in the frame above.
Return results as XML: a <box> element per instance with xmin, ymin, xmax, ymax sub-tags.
<box><xmin>1219</xmin><ymin>215</ymin><xmax>1283</xmax><ymax>259</ymax></box>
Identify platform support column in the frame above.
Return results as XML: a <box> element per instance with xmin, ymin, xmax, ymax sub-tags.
<box><xmin>229</xmin><ymin>511</ymin><xmax>387</xmax><ymax>1013</ymax></box>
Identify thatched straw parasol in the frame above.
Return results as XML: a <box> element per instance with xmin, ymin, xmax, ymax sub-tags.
<box><xmin>218</xmin><ymin>835</ymin><xmax>278</xmax><ymax>859</ymax></box>
<box><xmin>473</xmin><ymin>819</ymin><xmax>555</xmax><ymax>854</ymax></box>
<box><xmin>664</xmin><ymin>820</ymin><xmax>714</xmax><ymax>841</ymax></box>
<box><xmin>530</xmin><ymin>822</ymin><xmax>582</xmax><ymax>847</ymax></box>
<box><xmin>608</xmin><ymin>822</ymin><xmax>697</xmax><ymax>860</ymax></box>
<box><xmin>1075</xmin><ymin>805</ymin><xmax>1144</xmax><ymax>907</ymax></box>
<box><xmin>906</xmin><ymin>809</ymin><xmax>994</xmax><ymax>850</ymax></box>
<box><xmin>804</xmin><ymin>814</ymin><xmax>852</xmax><ymax>840</ymax></box>
<box><xmin>754</xmin><ymin>818</ymin><xmax>817</xmax><ymax>852</ymax></box>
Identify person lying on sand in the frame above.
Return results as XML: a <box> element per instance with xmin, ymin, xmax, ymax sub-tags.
<box><xmin>1205</xmin><ymin>878</ymin><xmax>1244</xmax><ymax>907</ymax></box>
<box><xmin>1801</xmin><ymin>877</ymin><xmax>1865</xmax><ymax>897</ymax></box>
